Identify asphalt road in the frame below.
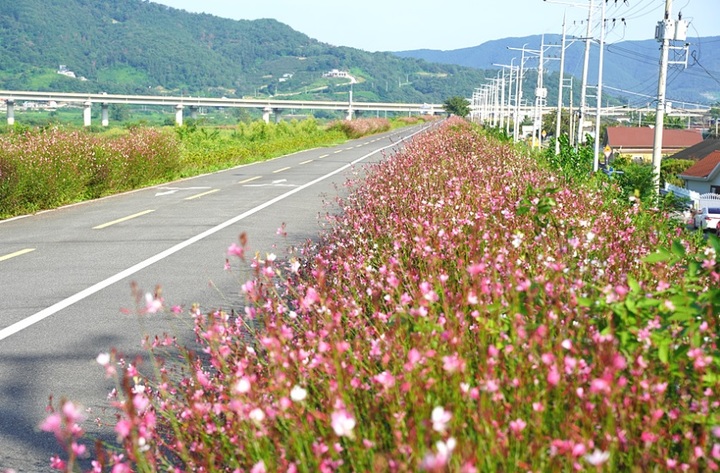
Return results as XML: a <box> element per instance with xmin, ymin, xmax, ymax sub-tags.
<box><xmin>0</xmin><ymin>123</ymin><xmax>432</xmax><ymax>472</ymax></box>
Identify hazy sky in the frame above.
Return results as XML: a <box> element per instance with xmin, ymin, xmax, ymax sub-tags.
<box><xmin>152</xmin><ymin>0</ymin><xmax>719</xmax><ymax>52</ymax></box>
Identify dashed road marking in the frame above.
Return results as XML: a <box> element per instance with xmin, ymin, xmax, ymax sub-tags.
<box><xmin>239</xmin><ymin>176</ymin><xmax>262</xmax><ymax>184</ymax></box>
<box><xmin>0</xmin><ymin>248</ymin><xmax>35</xmax><ymax>263</ymax></box>
<box><xmin>185</xmin><ymin>189</ymin><xmax>220</xmax><ymax>200</ymax></box>
<box><xmin>93</xmin><ymin>210</ymin><xmax>155</xmax><ymax>230</ymax></box>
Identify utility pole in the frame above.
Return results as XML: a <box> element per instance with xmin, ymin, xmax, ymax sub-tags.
<box><xmin>576</xmin><ymin>0</ymin><xmax>594</xmax><ymax>147</ymax></box>
<box><xmin>532</xmin><ymin>35</ymin><xmax>547</xmax><ymax>150</ymax></box>
<box><xmin>651</xmin><ymin>0</ymin><xmax>674</xmax><ymax>193</ymax></box>
<box><xmin>592</xmin><ymin>0</ymin><xmax>606</xmax><ymax>172</ymax></box>
<box><xmin>509</xmin><ymin>44</ymin><xmax>529</xmax><ymax>142</ymax></box>
<box><xmin>555</xmin><ymin>13</ymin><xmax>568</xmax><ymax>155</ymax></box>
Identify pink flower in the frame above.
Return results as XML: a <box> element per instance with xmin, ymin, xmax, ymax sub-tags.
<box><xmin>301</xmin><ymin>287</ymin><xmax>320</xmax><ymax>309</ymax></box>
<box><xmin>442</xmin><ymin>354</ymin><xmax>464</xmax><ymax>373</ymax></box>
<box><xmin>421</xmin><ymin>438</ymin><xmax>456</xmax><ymax>471</ymax></box>
<box><xmin>39</xmin><ymin>413</ymin><xmax>62</xmax><ymax>438</ymax></box>
<box><xmin>373</xmin><ymin>371</ymin><xmax>396</xmax><ymax>389</ymax></box>
<box><xmin>144</xmin><ymin>292</ymin><xmax>163</xmax><ymax>314</ymax></box>
<box><xmin>227</xmin><ymin>243</ymin><xmax>244</xmax><ymax>258</ymax></box>
<box><xmin>590</xmin><ymin>378</ymin><xmax>611</xmax><ymax>394</ymax></box>
<box><xmin>509</xmin><ymin>418</ymin><xmax>526</xmax><ymax>434</ymax></box>
<box><xmin>251</xmin><ymin>461</ymin><xmax>266</xmax><ymax>473</ymax></box>
<box><xmin>547</xmin><ymin>367</ymin><xmax>561</xmax><ymax>386</ymax></box>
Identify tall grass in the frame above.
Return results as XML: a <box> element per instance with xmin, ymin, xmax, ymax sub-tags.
<box><xmin>40</xmin><ymin>118</ymin><xmax>720</xmax><ymax>472</ymax></box>
<box><xmin>0</xmin><ymin>117</ymin><xmax>425</xmax><ymax>219</ymax></box>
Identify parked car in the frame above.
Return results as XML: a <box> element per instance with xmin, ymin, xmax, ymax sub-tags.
<box><xmin>693</xmin><ymin>207</ymin><xmax>720</xmax><ymax>232</ymax></box>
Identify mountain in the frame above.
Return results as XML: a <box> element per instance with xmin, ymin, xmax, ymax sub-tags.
<box><xmin>395</xmin><ymin>35</ymin><xmax>720</xmax><ymax>106</ymax></box>
<box><xmin>0</xmin><ymin>0</ymin><xmax>489</xmax><ymax>103</ymax></box>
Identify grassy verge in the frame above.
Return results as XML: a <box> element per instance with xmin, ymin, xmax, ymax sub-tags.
<box><xmin>0</xmin><ymin>116</ymin><xmax>435</xmax><ymax>219</ymax></box>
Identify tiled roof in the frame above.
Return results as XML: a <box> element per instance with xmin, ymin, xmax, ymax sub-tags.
<box><xmin>668</xmin><ymin>139</ymin><xmax>720</xmax><ymax>160</ymax></box>
<box><xmin>679</xmin><ymin>151</ymin><xmax>720</xmax><ymax>179</ymax></box>
<box><xmin>605</xmin><ymin>127</ymin><xmax>704</xmax><ymax>149</ymax></box>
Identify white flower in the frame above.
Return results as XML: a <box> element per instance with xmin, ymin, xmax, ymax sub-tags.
<box><xmin>431</xmin><ymin>406</ymin><xmax>452</xmax><ymax>433</ymax></box>
<box><xmin>249</xmin><ymin>408</ymin><xmax>265</xmax><ymax>425</ymax></box>
<box><xmin>511</xmin><ymin>232</ymin><xmax>524</xmax><ymax>249</ymax></box>
<box><xmin>96</xmin><ymin>353</ymin><xmax>110</xmax><ymax>366</ymax></box>
<box><xmin>235</xmin><ymin>377</ymin><xmax>251</xmax><ymax>394</ymax></box>
<box><xmin>290</xmin><ymin>385</ymin><xmax>307</xmax><ymax>402</ymax></box>
<box><xmin>437</xmin><ymin>437</ymin><xmax>456</xmax><ymax>456</ymax></box>
<box><xmin>331</xmin><ymin>409</ymin><xmax>356</xmax><ymax>438</ymax></box>
<box><xmin>584</xmin><ymin>449</ymin><xmax>610</xmax><ymax>466</ymax></box>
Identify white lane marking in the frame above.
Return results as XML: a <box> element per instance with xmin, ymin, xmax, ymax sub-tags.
<box><xmin>239</xmin><ymin>176</ymin><xmax>262</xmax><ymax>184</ymax></box>
<box><xmin>93</xmin><ymin>210</ymin><xmax>155</xmax><ymax>230</ymax></box>
<box><xmin>155</xmin><ymin>186</ymin><xmax>211</xmax><ymax>196</ymax></box>
<box><xmin>185</xmin><ymin>189</ymin><xmax>220</xmax><ymax>201</ymax></box>
<box><xmin>273</xmin><ymin>166</ymin><xmax>292</xmax><ymax>174</ymax></box>
<box><xmin>0</xmin><ymin>127</ymin><xmax>426</xmax><ymax>341</ymax></box>
<box><xmin>0</xmin><ymin>248</ymin><xmax>35</xmax><ymax>263</ymax></box>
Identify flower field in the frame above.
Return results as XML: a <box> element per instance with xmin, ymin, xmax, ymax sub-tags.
<box><xmin>41</xmin><ymin>118</ymin><xmax>720</xmax><ymax>472</ymax></box>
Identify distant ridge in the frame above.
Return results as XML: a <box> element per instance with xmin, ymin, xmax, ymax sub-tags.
<box><xmin>394</xmin><ymin>35</ymin><xmax>720</xmax><ymax>105</ymax></box>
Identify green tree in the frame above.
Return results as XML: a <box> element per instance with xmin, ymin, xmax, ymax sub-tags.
<box><xmin>443</xmin><ymin>96</ymin><xmax>471</xmax><ymax>117</ymax></box>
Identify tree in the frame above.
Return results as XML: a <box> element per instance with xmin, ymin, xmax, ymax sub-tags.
<box><xmin>443</xmin><ymin>96</ymin><xmax>471</xmax><ymax>117</ymax></box>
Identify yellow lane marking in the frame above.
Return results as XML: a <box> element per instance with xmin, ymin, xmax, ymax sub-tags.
<box><xmin>93</xmin><ymin>210</ymin><xmax>155</xmax><ymax>230</ymax></box>
<box><xmin>299</xmin><ymin>159</ymin><xmax>314</xmax><ymax>165</ymax></box>
<box><xmin>273</xmin><ymin>166</ymin><xmax>292</xmax><ymax>174</ymax></box>
<box><xmin>185</xmin><ymin>189</ymin><xmax>220</xmax><ymax>200</ymax></box>
<box><xmin>0</xmin><ymin>248</ymin><xmax>35</xmax><ymax>262</ymax></box>
<box><xmin>239</xmin><ymin>176</ymin><xmax>262</xmax><ymax>184</ymax></box>
<box><xmin>318</xmin><ymin>154</ymin><xmax>329</xmax><ymax>159</ymax></box>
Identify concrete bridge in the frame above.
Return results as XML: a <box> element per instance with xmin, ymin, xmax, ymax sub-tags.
<box><xmin>0</xmin><ymin>90</ymin><xmax>444</xmax><ymax>126</ymax></box>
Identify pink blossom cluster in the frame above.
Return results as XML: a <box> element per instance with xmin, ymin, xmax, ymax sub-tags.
<box><xmin>42</xmin><ymin>118</ymin><xmax>719</xmax><ymax>471</ymax></box>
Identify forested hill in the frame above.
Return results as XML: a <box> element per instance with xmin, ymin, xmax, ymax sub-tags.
<box><xmin>0</xmin><ymin>0</ymin><xmax>489</xmax><ymax>103</ymax></box>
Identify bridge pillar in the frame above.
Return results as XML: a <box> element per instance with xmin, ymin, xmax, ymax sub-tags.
<box><xmin>175</xmin><ymin>104</ymin><xmax>184</xmax><ymax>126</ymax></box>
<box><xmin>6</xmin><ymin>100</ymin><xmax>14</xmax><ymax>126</ymax></box>
<box><xmin>273</xmin><ymin>108</ymin><xmax>283</xmax><ymax>123</ymax></box>
<box><xmin>262</xmin><ymin>106</ymin><xmax>272</xmax><ymax>124</ymax></box>
<box><xmin>101</xmin><ymin>103</ymin><xmax>109</xmax><ymax>127</ymax></box>
<box><xmin>83</xmin><ymin>101</ymin><xmax>92</xmax><ymax>127</ymax></box>
<box><xmin>346</xmin><ymin>108</ymin><xmax>354</xmax><ymax>121</ymax></box>
<box><xmin>190</xmin><ymin>106</ymin><xmax>199</xmax><ymax>120</ymax></box>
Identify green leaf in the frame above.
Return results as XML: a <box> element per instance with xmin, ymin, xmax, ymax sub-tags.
<box><xmin>671</xmin><ymin>240</ymin><xmax>686</xmax><ymax>259</ymax></box>
<box><xmin>658</xmin><ymin>339</ymin><xmax>670</xmax><ymax>364</ymax></box>
<box><xmin>643</xmin><ymin>248</ymin><xmax>671</xmax><ymax>264</ymax></box>
<box><xmin>627</xmin><ymin>276</ymin><xmax>640</xmax><ymax>294</ymax></box>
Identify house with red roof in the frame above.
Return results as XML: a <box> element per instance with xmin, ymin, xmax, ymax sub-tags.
<box><xmin>679</xmin><ymin>151</ymin><xmax>720</xmax><ymax>195</ymax></box>
<box><xmin>604</xmin><ymin>126</ymin><xmax>704</xmax><ymax>163</ymax></box>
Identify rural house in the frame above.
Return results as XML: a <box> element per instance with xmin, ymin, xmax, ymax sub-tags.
<box><xmin>667</xmin><ymin>138</ymin><xmax>720</xmax><ymax>161</ymax></box>
<box><xmin>678</xmin><ymin>150</ymin><xmax>720</xmax><ymax>195</ymax></box>
<box><xmin>604</xmin><ymin>126</ymin><xmax>704</xmax><ymax>163</ymax></box>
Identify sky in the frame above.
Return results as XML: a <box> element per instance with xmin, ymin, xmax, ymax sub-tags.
<box><xmin>152</xmin><ymin>0</ymin><xmax>720</xmax><ymax>52</ymax></box>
